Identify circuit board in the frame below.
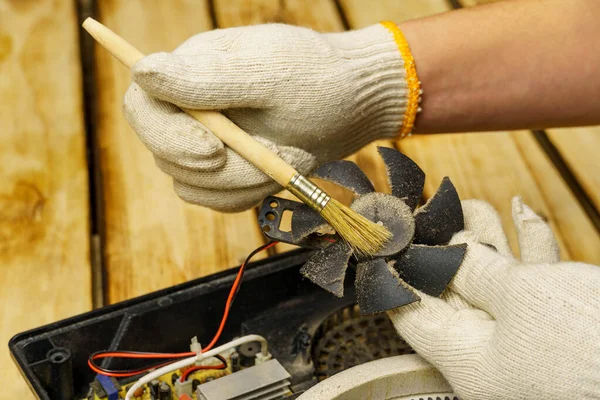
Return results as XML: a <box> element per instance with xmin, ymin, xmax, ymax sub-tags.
<box><xmin>85</xmin><ymin>351</ymin><xmax>234</xmax><ymax>400</ymax></box>
<box><xmin>10</xmin><ymin>250</ymin><xmax>364</xmax><ymax>400</ymax></box>
<box><xmin>84</xmin><ymin>345</ymin><xmax>294</xmax><ymax>400</ymax></box>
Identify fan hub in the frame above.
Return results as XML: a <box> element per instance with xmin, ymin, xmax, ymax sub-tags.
<box><xmin>351</xmin><ymin>192</ymin><xmax>415</xmax><ymax>258</ymax></box>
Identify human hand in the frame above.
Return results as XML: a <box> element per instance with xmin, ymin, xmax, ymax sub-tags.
<box><xmin>123</xmin><ymin>23</ymin><xmax>408</xmax><ymax>212</ymax></box>
<box><xmin>387</xmin><ymin>197</ymin><xmax>600</xmax><ymax>399</ymax></box>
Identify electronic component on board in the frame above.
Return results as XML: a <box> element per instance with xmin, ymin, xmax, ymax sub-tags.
<box><xmin>95</xmin><ymin>375</ymin><xmax>120</xmax><ymax>400</ymax></box>
<box><xmin>157</xmin><ymin>381</ymin><xmax>171</xmax><ymax>400</ymax></box>
<box><xmin>230</xmin><ymin>351</ymin><xmax>240</xmax><ymax>372</ymax></box>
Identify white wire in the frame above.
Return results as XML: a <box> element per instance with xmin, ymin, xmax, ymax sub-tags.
<box><xmin>124</xmin><ymin>335</ymin><xmax>268</xmax><ymax>400</ymax></box>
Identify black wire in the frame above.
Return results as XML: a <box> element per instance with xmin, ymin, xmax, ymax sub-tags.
<box><xmin>213</xmin><ymin>354</ymin><xmax>227</xmax><ymax>369</ymax></box>
<box><xmin>89</xmin><ymin>242</ymin><xmax>273</xmax><ymax>377</ymax></box>
<box><xmin>231</xmin><ymin>241</ymin><xmax>276</xmax><ymax>304</ymax></box>
<box><xmin>88</xmin><ymin>351</ymin><xmax>190</xmax><ymax>375</ymax></box>
<box><xmin>181</xmin><ymin>354</ymin><xmax>228</xmax><ymax>381</ymax></box>
<box><xmin>89</xmin><ymin>353</ymin><xmax>227</xmax><ymax>376</ymax></box>
<box><xmin>90</xmin><ymin>360</ymin><xmax>175</xmax><ymax>375</ymax></box>
<box><xmin>204</xmin><ymin>354</ymin><xmax>228</xmax><ymax>371</ymax></box>
<box><xmin>91</xmin><ymin>350</ymin><xmax>192</xmax><ymax>357</ymax></box>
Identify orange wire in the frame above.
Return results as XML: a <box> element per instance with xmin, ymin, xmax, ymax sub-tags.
<box><xmin>92</xmin><ymin>352</ymin><xmax>194</xmax><ymax>359</ymax></box>
<box><xmin>87</xmin><ymin>359</ymin><xmax>178</xmax><ymax>378</ymax></box>
<box><xmin>179</xmin><ymin>362</ymin><xmax>226</xmax><ymax>382</ymax></box>
<box><xmin>202</xmin><ymin>241</ymin><xmax>278</xmax><ymax>352</ymax></box>
<box><xmin>90</xmin><ymin>241</ymin><xmax>278</xmax><ymax>377</ymax></box>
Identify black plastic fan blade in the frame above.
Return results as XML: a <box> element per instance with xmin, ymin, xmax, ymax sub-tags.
<box><xmin>392</xmin><ymin>244</ymin><xmax>467</xmax><ymax>297</ymax></box>
<box><xmin>300</xmin><ymin>241</ymin><xmax>353</xmax><ymax>297</ymax></box>
<box><xmin>291</xmin><ymin>204</ymin><xmax>329</xmax><ymax>242</ymax></box>
<box><xmin>355</xmin><ymin>258</ymin><xmax>420</xmax><ymax>315</ymax></box>
<box><xmin>378</xmin><ymin>147</ymin><xmax>425</xmax><ymax>211</ymax></box>
<box><xmin>312</xmin><ymin>160</ymin><xmax>375</xmax><ymax>195</ymax></box>
<box><xmin>259</xmin><ymin>196</ymin><xmax>331</xmax><ymax>247</ymax></box>
<box><xmin>413</xmin><ymin>177</ymin><xmax>464</xmax><ymax>246</ymax></box>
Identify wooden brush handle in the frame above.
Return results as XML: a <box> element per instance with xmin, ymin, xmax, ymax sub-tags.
<box><xmin>82</xmin><ymin>18</ymin><xmax>297</xmax><ymax>186</ymax></box>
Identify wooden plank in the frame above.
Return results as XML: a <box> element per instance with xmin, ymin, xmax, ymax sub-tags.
<box><xmin>459</xmin><ymin>0</ymin><xmax>502</xmax><ymax>6</ymax></box>
<box><xmin>0</xmin><ymin>0</ymin><xmax>91</xmax><ymax>395</ymax></box>
<box><xmin>341</xmin><ymin>0</ymin><xmax>453</xmax><ymax>23</ymax></box>
<box><xmin>400</xmin><ymin>132</ymin><xmax>600</xmax><ymax>262</ymax></box>
<box><xmin>95</xmin><ymin>1</ymin><xmax>266</xmax><ymax>304</ymax></box>
<box><xmin>214</xmin><ymin>0</ymin><xmax>344</xmax><ymax>31</ymax></box>
<box><xmin>340</xmin><ymin>0</ymin><xmax>600</xmax><ymax>263</ymax></box>
<box><xmin>546</xmin><ymin>127</ymin><xmax>600</xmax><ymax>213</ymax></box>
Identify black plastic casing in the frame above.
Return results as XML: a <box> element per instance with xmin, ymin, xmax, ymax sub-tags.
<box><xmin>9</xmin><ymin>250</ymin><xmax>357</xmax><ymax>400</ymax></box>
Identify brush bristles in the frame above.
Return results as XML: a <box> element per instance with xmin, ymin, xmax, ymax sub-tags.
<box><xmin>321</xmin><ymin>198</ymin><xmax>392</xmax><ymax>257</ymax></box>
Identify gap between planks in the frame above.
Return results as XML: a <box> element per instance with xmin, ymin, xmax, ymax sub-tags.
<box><xmin>94</xmin><ymin>0</ymin><xmax>268</xmax><ymax>304</ymax></box>
<box><xmin>76</xmin><ymin>0</ymin><xmax>106</xmax><ymax>308</ymax></box>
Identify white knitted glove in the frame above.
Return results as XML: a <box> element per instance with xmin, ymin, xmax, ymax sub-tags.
<box><xmin>123</xmin><ymin>23</ymin><xmax>408</xmax><ymax>212</ymax></box>
<box><xmin>388</xmin><ymin>197</ymin><xmax>600</xmax><ymax>399</ymax></box>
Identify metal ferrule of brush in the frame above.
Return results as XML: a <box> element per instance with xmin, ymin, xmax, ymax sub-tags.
<box><xmin>287</xmin><ymin>173</ymin><xmax>331</xmax><ymax>212</ymax></box>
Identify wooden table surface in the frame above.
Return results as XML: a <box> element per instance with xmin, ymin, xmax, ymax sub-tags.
<box><xmin>1</xmin><ymin>0</ymin><xmax>599</xmax><ymax>397</ymax></box>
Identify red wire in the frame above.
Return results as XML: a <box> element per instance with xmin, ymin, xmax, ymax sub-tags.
<box><xmin>87</xmin><ymin>359</ymin><xmax>178</xmax><ymax>378</ymax></box>
<box><xmin>203</xmin><ymin>241</ymin><xmax>278</xmax><ymax>352</ymax></box>
<box><xmin>93</xmin><ymin>352</ymin><xmax>194</xmax><ymax>359</ymax></box>
<box><xmin>179</xmin><ymin>363</ymin><xmax>226</xmax><ymax>382</ymax></box>
<box><xmin>90</xmin><ymin>241</ymin><xmax>277</xmax><ymax>378</ymax></box>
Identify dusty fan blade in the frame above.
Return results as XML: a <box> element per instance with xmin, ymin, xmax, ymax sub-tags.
<box><xmin>312</xmin><ymin>160</ymin><xmax>375</xmax><ymax>195</ymax></box>
<box><xmin>351</xmin><ymin>192</ymin><xmax>415</xmax><ymax>257</ymax></box>
<box><xmin>392</xmin><ymin>244</ymin><xmax>467</xmax><ymax>297</ymax></box>
<box><xmin>259</xmin><ymin>196</ymin><xmax>331</xmax><ymax>247</ymax></box>
<box><xmin>300</xmin><ymin>241</ymin><xmax>353</xmax><ymax>297</ymax></box>
<box><xmin>413</xmin><ymin>177</ymin><xmax>464</xmax><ymax>246</ymax></box>
<box><xmin>378</xmin><ymin>147</ymin><xmax>425</xmax><ymax>211</ymax></box>
<box><xmin>291</xmin><ymin>204</ymin><xmax>330</xmax><ymax>242</ymax></box>
<box><xmin>355</xmin><ymin>258</ymin><xmax>419</xmax><ymax>315</ymax></box>
<box><xmin>291</xmin><ymin>159</ymin><xmax>377</xmax><ymax>240</ymax></box>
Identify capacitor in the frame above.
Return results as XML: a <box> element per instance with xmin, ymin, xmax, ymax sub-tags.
<box><xmin>191</xmin><ymin>379</ymin><xmax>201</xmax><ymax>392</ymax></box>
<box><xmin>158</xmin><ymin>382</ymin><xmax>171</xmax><ymax>400</ymax></box>
<box><xmin>171</xmin><ymin>373</ymin><xmax>180</xmax><ymax>385</ymax></box>
<box><xmin>133</xmin><ymin>387</ymin><xmax>144</xmax><ymax>398</ymax></box>
<box><xmin>149</xmin><ymin>380</ymin><xmax>160</xmax><ymax>399</ymax></box>
<box><xmin>230</xmin><ymin>351</ymin><xmax>241</xmax><ymax>372</ymax></box>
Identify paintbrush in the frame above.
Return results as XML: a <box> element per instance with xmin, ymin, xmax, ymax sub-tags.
<box><xmin>82</xmin><ymin>17</ymin><xmax>391</xmax><ymax>256</ymax></box>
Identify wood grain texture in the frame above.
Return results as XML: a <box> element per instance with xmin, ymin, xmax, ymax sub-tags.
<box><xmin>547</xmin><ymin>127</ymin><xmax>600</xmax><ymax>213</ymax></box>
<box><xmin>341</xmin><ymin>0</ymin><xmax>600</xmax><ymax>263</ymax></box>
<box><xmin>214</xmin><ymin>0</ymin><xmax>344</xmax><ymax>30</ymax></box>
<box><xmin>341</xmin><ymin>0</ymin><xmax>453</xmax><ymax>23</ymax></box>
<box><xmin>95</xmin><ymin>0</ymin><xmax>266</xmax><ymax>303</ymax></box>
<box><xmin>400</xmin><ymin>132</ymin><xmax>600</xmax><ymax>262</ymax></box>
<box><xmin>0</xmin><ymin>0</ymin><xmax>91</xmax><ymax>395</ymax></box>
<box><xmin>459</xmin><ymin>0</ymin><xmax>502</xmax><ymax>7</ymax></box>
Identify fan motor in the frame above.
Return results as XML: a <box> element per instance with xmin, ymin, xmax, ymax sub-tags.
<box><xmin>312</xmin><ymin>304</ymin><xmax>414</xmax><ymax>381</ymax></box>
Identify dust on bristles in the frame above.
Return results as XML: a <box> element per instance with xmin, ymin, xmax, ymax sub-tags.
<box><xmin>321</xmin><ymin>198</ymin><xmax>392</xmax><ymax>257</ymax></box>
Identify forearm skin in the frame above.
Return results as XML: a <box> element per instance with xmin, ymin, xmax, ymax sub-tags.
<box><xmin>399</xmin><ymin>0</ymin><xmax>600</xmax><ymax>134</ymax></box>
